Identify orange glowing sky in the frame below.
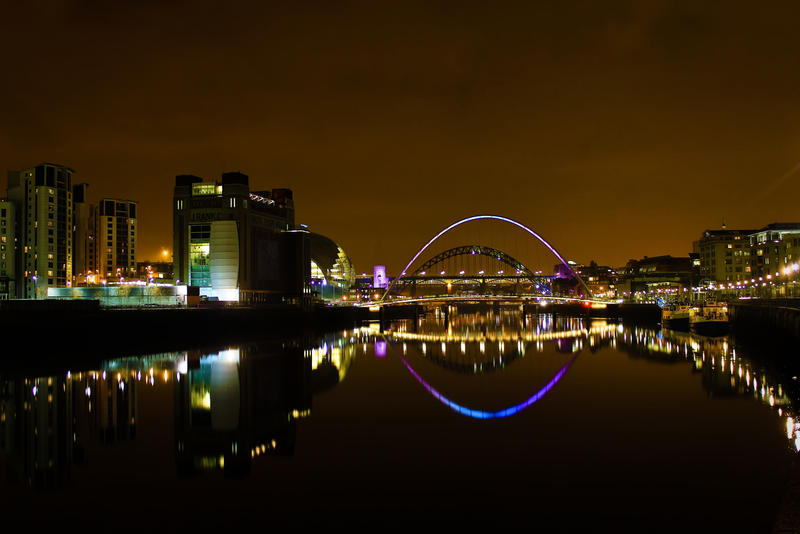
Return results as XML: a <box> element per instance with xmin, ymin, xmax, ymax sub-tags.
<box><xmin>2</xmin><ymin>2</ymin><xmax>800</xmax><ymax>274</ymax></box>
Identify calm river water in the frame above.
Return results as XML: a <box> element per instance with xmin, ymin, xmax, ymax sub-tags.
<box><xmin>1</xmin><ymin>309</ymin><xmax>798</xmax><ymax>530</ymax></box>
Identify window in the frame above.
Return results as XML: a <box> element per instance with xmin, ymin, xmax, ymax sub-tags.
<box><xmin>189</xmin><ymin>224</ymin><xmax>211</xmax><ymax>287</ymax></box>
<box><xmin>192</xmin><ymin>183</ymin><xmax>220</xmax><ymax>196</ymax></box>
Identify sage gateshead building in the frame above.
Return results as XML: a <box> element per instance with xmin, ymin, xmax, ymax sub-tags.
<box><xmin>173</xmin><ymin>172</ymin><xmax>310</xmax><ymax>304</ymax></box>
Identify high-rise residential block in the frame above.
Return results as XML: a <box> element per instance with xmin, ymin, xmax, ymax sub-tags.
<box><xmin>7</xmin><ymin>163</ymin><xmax>74</xmax><ymax>298</ymax></box>
<box><xmin>0</xmin><ymin>199</ymin><xmax>16</xmax><ymax>298</ymax></box>
<box><xmin>96</xmin><ymin>199</ymin><xmax>137</xmax><ymax>280</ymax></box>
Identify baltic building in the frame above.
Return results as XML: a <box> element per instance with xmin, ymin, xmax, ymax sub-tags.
<box><xmin>173</xmin><ymin>172</ymin><xmax>310</xmax><ymax>303</ymax></box>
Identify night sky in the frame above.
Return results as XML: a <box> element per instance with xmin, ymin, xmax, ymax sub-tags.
<box><xmin>2</xmin><ymin>1</ymin><xmax>800</xmax><ymax>274</ymax></box>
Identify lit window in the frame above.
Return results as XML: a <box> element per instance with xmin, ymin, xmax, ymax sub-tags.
<box><xmin>191</xmin><ymin>183</ymin><xmax>220</xmax><ymax>196</ymax></box>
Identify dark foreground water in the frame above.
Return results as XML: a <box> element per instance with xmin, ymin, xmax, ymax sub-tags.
<box><xmin>1</xmin><ymin>310</ymin><xmax>799</xmax><ymax>530</ymax></box>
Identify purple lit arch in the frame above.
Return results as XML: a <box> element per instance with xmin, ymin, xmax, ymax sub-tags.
<box><xmin>383</xmin><ymin>214</ymin><xmax>590</xmax><ymax>299</ymax></box>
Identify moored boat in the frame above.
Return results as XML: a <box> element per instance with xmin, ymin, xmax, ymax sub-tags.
<box><xmin>661</xmin><ymin>304</ymin><xmax>691</xmax><ymax>331</ymax></box>
<box><xmin>690</xmin><ymin>301</ymin><xmax>729</xmax><ymax>337</ymax></box>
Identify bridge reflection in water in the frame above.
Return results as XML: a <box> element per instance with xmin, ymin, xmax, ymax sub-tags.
<box><xmin>1</xmin><ymin>308</ymin><xmax>799</xmax><ymax>491</ymax></box>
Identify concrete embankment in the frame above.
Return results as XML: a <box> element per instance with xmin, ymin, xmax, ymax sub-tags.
<box><xmin>730</xmin><ymin>300</ymin><xmax>800</xmax><ymax>343</ymax></box>
<box><xmin>0</xmin><ymin>300</ymin><xmax>370</xmax><ymax>368</ymax></box>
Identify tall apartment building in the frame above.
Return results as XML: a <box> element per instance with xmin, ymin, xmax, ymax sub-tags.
<box><xmin>95</xmin><ymin>199</ymin><xmax>137</xmax><ymax>280</ymax></box>
<box><xmin>72</xmin><ymin>191</ymin><xmax>137</xmax><ymax>284</ymax></box>
<box><xmin>0</xmin><ymin>199</ymin><xmax>15</xmax><ymax>298</ymax></box>
<box><xmin>7</xmin><ymin>163</ymin><xmax>74</xmax><ymax>298</ymax></box>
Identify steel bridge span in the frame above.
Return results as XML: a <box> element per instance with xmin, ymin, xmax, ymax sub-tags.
<box><xmin>381</xmin><ymin>214</ymin><xmax>592</xmax><ymax>303</ymax></box>
<box><xmin>364</xmin><ymin>294</ymin><xmax>612</xmax><ymax>308</ymax></box>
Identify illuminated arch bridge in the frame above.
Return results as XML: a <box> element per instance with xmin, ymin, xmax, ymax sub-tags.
<box><xmin>389</xmin><ymin>244</ymin><xmax>555</xmax><ymax>298</ymax></box>
<box><xmin>381</xmin><ymin>215</ymin><xmax>591</xmax><ymax>302</ymax></box>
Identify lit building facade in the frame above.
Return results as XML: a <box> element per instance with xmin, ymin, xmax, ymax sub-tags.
<box><xmin>72</xmin><ymin>193</ymin><xmax>138</xmax><ymax>284</ymax></box>
<box><xmin>694</xmin><ymin>224</ymin><xmax>800</xmax><ymax>284</ymax></box>
<box><xmin>693</xmin><ymin>229</ymin><xmax>755</xmax><ymax>283</ymax></box>
<box><xmin>96</xmin><ymin>199</ymin><xmax>137</xmax><ymax>280</ymax></box>
<box><xmin>619</xmin><ymin>254</ymin><xmax>699</xmax><ymax>297</ymax></box>
<box><xmin>7</xmin><ymin>163</ymin><xmax>74</xmax><ymax>298</ymax></box>
<box><xmin>0</xmin><ymin>199</ymin><xmax>15</xmax><ymax>298</ymax></box>
<box><xmin>748</xmin><ymin>223</ymin><xmax>800</xmax><ymax>278</ymax></box>
<box><xmin>173</xmin><ymin>172</ymin><xmax>309</xmax><ymax>303</ymax></box>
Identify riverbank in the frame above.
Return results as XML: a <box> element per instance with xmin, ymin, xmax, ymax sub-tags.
<box><xmin>730</xmin><ymin>299</ymin><xmax>800</xmax><ymax>344</ymax></box>
<box><xmin>0</xmin><ymin>301</ymin><xmax>370</xmax><ymax>369</ymax></box>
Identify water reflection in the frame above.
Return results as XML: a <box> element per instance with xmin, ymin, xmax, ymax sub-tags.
<box><xmin>385</xmin><ymin>311</ymin><xmax>620</xmax><ymax>418</ymax></box>
<box><xmin>1</xmin><ymin>310</ymin><xmax>798</xmax><ymax>491</ymax></box>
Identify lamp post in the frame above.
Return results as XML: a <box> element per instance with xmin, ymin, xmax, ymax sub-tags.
<box><xmin>31</xmin><ymin>275</ymin><xmax>37</xmax><ymax>299</ymax></box>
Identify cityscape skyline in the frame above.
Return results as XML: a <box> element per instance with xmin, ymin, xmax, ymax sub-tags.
<box><xmin>4</xmin><ymin>5</ymin><xmax>800</xmax><ymax>529</ymax></box>
<box><xmin>3</xmin><ymin>2</ymin><xmax>800</xmax><ymax>274</ymax></box>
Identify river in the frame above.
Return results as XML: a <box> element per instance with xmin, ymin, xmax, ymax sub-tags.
<box><xmin>1</xmin><ymin>308</ymin><xmax>797</xmax><ymax>530</ymax></box>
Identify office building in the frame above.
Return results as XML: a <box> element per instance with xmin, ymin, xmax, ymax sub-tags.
<box><xmin>694</xmin><ymin>223</ymin><xmax>800</xmax><ymax>284</ymax></box>
<box><xmin>693</xmin><ymin>228</ymin><xmax>756</xmax><ymax>283</ymax></box>
<box><xmin>747</xmin><ymin>223</ymin><xmax>800</xmax><ymax>278</ymax></box>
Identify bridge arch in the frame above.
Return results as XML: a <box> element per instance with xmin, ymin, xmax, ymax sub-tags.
<box><xmin>397</xmin><ymin>346</ymin><xmax>578</xmax><ymax>419</ymax></box>
<box><xmin>383</xmin><ymin>215</ymin><xmax>590</xmax><ymax>300</ymax></box>
<box><xmin>411</xmin><ymin>245</ymin><xmax>534</xmax><ymax>278</ymax></box>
